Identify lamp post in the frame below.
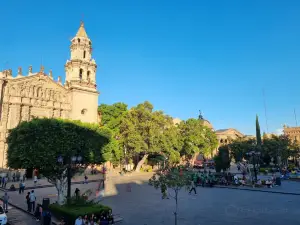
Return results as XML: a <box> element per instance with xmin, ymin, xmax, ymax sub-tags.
<box><xmin>246</xmin><ymin>151</ymin><xmax>260</xmax><ymax>183</ymax></box>
<box><xmin>57</xmin><ymin>155</ymin><xmax>82</xmax><ymax>199</ymax></box>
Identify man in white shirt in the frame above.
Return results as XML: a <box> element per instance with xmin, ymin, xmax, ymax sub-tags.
<box><xmin>29</xmin><ymin>190</ymin><xmax>36</xmax><ymax>212</ymax></box>
<box><xmin>75</xmin><ymin>215</ymin><xmax>83</xmax><ymax>225</ymax></box>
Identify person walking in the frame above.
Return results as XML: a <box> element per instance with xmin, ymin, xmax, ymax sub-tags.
<box><xmin>26</xmin><ymin>192</ymin><xmax>31</xmax><ymax>212</ymax></box>
<box><xmin>18</xmin><ymin>181</ymin><xmax>22</xmax><ymax>194</ymax></box>
<box><xmin>1</xmin><ymin>177</ymin><xmax>4</xmax><ymax>188</ymax></box>
<box><xmin>2</xmin><ymin>192</ymin><xmax>9</xmax><ymax>211</ymax></box>
<box><xmin>21</xmin><ymin>180</ymin><xmax>25</xmax><ymax>193</ymax></box>
<box><xmin>3</xmin><ymin>177</ymin><xmax>8</xmax><ymax>188</ymax></box>
<box><xmin>29</xmin><ymin>190</ymin><xmax>36</xmax><ymax>212</ymax></box>
<box><xmin>33</xmin><ymin>175</ymin><xmax>38</xmax><ymax>186</ymax></box>
<box><xmin>34</xmin><ymin>204</ymin><xmax>42</xmax><ymax>221</ymax></box>
<box><xmin>84</xmin><ymin>175</ymin><xmax>88</xmax><ymax>184</ymax></box>
<box><xmin>189</xmin><ymin>180</ymin><xmax>197</xmax><ymax>195</ymax></box>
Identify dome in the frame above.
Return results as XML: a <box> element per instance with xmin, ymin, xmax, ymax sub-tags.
<box><xmin>202</xmin><ymin>119</ymin><xmax>213</xmax><ymax>129</ymax></box>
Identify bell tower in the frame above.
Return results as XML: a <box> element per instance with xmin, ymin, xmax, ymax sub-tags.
<box><xmin>65</xmin><ymin>22</ymin><xmax>99</xmax><ymax>123</ymax></box>
<box><xmin>65</xmin><ymin>21</ymin><xmax>97</xmax><ymax>86</ymax></box>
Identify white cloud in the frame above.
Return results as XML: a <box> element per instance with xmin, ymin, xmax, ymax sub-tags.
<box><xmin>275</xmin><ymin>128</ymin><xmax>283</xmax><ymax>135</ymax></box>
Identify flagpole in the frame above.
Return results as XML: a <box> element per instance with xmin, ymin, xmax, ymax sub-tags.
<box><xmin>294</xmin><ymin>108</ymin><xmax>298</xmax><ymax>127</ymax></box>
<box><xmin>262</xmin><ymin>88</ymin><xmax>269</xmax><ymax>132</ymax></box>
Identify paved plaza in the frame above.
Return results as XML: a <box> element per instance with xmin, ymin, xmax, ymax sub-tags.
<box><xmin>1</xmin><ymin>173</ymin><xmax>300</xmax><ymax>225</ymax></box>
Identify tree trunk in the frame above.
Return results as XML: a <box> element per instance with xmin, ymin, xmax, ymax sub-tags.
<box><xmin>135</xmin><ymin>154</ymin><xmax>149</xmax><ymax>172</ymax></box>
<box><xmin>56</xmin><ymin>178</ymin><xmax>67</xmax><ymax>205</ymax></box>
<box><xmin>174</xmin><ymin>190</ymin><xmax>178</xmax><ymax>225</ymax></box>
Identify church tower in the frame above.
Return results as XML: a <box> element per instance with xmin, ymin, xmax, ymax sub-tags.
<box><xmin>65</xmin><ymin>22</ymin><xmax>99</xmax><ymax>123</ymax></box>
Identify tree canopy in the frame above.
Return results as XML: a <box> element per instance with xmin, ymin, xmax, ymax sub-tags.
<box><xmin>178</xmin><ymin>119</ymin><xmax>218</xmax><ymax>160</ymax></box>
<box><xmin>98</xmin><ymin>102</ymin><xmax>128</xmax><ymax>165</ymax></box>
<box><xmin>7</xmin><ymin>118</ymin><xmax>110</xmax><ymax>178</ymax></box>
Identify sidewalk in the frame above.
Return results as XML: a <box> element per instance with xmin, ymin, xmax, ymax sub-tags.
<box><xmin>1</xmin><ymin>173</ymin><xmax>107</xmax><ymax>191</ymax></box>
<box><xmin>215</xmin><ymin>180</ymin><xmax>300</xmax><ymax>195</ymax></box>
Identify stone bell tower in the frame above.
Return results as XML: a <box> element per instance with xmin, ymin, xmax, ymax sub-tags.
<box><xmin>65</xmin><ymin>22</ymin><xmax>99</xmax><ymax>123</ymax></box>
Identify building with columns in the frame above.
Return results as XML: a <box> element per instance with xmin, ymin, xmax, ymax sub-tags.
<box><xmin>283</xmin><ymin>125</ymin><xmax>300</xmax><ymax>142</ymax></box>
<box><xmin>0</xmin><ymin>22</ymin><xmax>99</xmax><ymax>167</ymax></box>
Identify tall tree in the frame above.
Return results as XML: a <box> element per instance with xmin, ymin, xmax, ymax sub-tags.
<box><xmin>229</xmin><ymin>137</ymin><xmax>256</xmax><ymax>162</ymax></box>
<box><xmin>98</xmin><ymin>103</ymin><xmax>128</xmax><ymax>165</ymax></box>
<box><xmin>178</xmin><ymin>119</ymin><xmax>218</xmax><ymax>162</ymax></box>
<box><xmin>256</xmin><ymin>114</ymin><xmax>262</xmax><ymax>147</ymax></box>
<box><xmin>7</xmin><ymin>118</ymin><xmax>110</xmax><ymax>204</ymax></box>
<box><xmin>98</xmin><ymin>102</ymin><xmax>128</xmax><ymax>133</ymax></box>
<box><xmin>214</xmin><ymin>145</ymin><xmax>230</xmax><ymax>172</ymax></box>
<box><xmin>149</xmin><ymin>165</ymin><xmax>191</xmax><ymax>225</ymax></box>
<box><xmin>120</xmin><ymin>101</ymin><xmax>173</xmax><ymax>171</ymax></box>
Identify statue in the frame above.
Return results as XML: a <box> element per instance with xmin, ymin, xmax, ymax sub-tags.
<box><xmin>40</xmin><ymin>65</ymin><xmax>44</xmax><ymax>73</ymax></box>
<box><xmin>198</xmin><ymin>110</ymin><xmax>204</xmax><ymax>120</ymax></box>
<box><xmin>49</xmin><ymin>70</ymin><xmax>53</xmax><ymax>78</ymax></box>
<box><xmin>29</xmin><ymin>65</ymin><xmax>33</xmax><ymax>74</ymax></box>
<box><xmin>18</xmin><ymin>67</ymin><xmax>22</xmax><ymax>75</ymax></box>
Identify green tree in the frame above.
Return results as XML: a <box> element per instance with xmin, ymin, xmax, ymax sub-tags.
<box><xmin>7</xmin><ymin>118</ymin><xmax>110</xmax><ymax>204</ymax></box>
<box><xmin>256</xmin><ymin>115</ymin><xmax>262</xmax><ymax>147</ymax></box>
<box><xmin>178</xmin><ymin>119</ymin><xmax>218</xmax><ymax>162</ymax></box>
<box><xmin>149</xmin><ymin>165</ymin><xmax>191</xmax><ymax>225</ymax></box>
<box><xmin>229</xmin><ymin>137</ymin><xmax>256</xmax><ymax>162</ymax></box>
<box><xmin>120</xmin><ymin>101</ymin><xmax>173</xmax><ymax>171</ymax></box>
<box><xmin>98</xmin><ymin>102</ymin><xmax>128</xmax><ymax>133</ymax></box>
<box><xmin>214</xmin><ymin>145</ymin><xmax>230</xmax><ymax>172</ymax></box>
<box><xmin>98</xmin><ymin>102</ymin><xmax>128</xmax><ymax>165</ymax></box>
<box><xmin>263</xmin><ymin>134</ymin><xmax>293</xmax><ymax>166</ymax></box>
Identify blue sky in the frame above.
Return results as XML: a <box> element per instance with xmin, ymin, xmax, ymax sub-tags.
<box><xmin>1</xmin><ymin>0</ymin><xmax>300</xmax><ymax>135</ymax></box>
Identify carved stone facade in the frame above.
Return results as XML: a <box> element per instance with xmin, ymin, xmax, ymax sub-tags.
<box><xmin>0</xmin><ymin>22</ymin><xmax>99</xmax><ymax>168</ymax></box>
<box><xmin>283</xmin><ymin>126</ymin><xmax>300</xmax><ymax>142</ymax></box>
<box><xmin>215</xmin><ymin>128</ymin><xmax>245</xmax><ymax>145</ymax></box>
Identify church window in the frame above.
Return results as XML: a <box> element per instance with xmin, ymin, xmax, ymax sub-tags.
<box><xmin>83</xmin><ymin>51</ymin><xmax>86</xmax><ymax>59</ymax></box>
<box><xmin>87</xmin><ymin>71</ymin><xmax>90</xmax><ymax>81</ymax></box>
<box><xmin>79</xmin><ymin>69</ymin><xmax>83</xmax><ymax>80</ymax></box>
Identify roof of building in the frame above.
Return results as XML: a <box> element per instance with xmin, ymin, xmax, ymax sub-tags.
<box><xmin>215</xmin><ymin>128</ymin><xmax>244</xmax><ymax>136</ymax></box>
<box><xmin>76</xmin><ymin>21</ymin><xmax>88</xmax><ymax>38</ymax></box>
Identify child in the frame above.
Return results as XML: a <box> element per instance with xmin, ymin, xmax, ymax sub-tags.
<box><xmin>34</xmin><ymin>204</ymin><xmax>42</xmax><ymax>221</ymax></box>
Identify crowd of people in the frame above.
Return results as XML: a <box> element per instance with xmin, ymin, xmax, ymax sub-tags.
<box><xmin>74</xmin><ymin>212</ymin><xmax>114</xmax><ymax>225</ymax></box>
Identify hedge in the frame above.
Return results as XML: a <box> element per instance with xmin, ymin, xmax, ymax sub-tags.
<box><xmin>49</xmin><ymin>203</ymin><xmax>111</xmax><ymax>225</ymax></box>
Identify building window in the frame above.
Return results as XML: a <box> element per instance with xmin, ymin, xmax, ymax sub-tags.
<box><xmin>78</xmin><ymin>38</ymin><xmax>80</xmax><ymax>43</ymax></box>
<box><xmin>87</xmin><ymin>71</ymin><xmax>90</xmax><ymax>82</ymax></box>
<box><xmin>79</xmin><ymin>69</ymin><xmax>83</xmax><ymax>80</ymax></box>
<box><xmin>83</xmin><ymin>51</ymin><xmax>86</xmax><ymax>59</ymax></box>
<box><xmin>81</xmin><ymin>109</ymin><xmax>87</xmax><ymax>115</ymax></box>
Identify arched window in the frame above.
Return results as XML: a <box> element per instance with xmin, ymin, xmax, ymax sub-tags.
<box><xmin>83</xmin><ymin>51</ymin><xmax>86</xmax><ymax>59</ymax></box>
<box><xmin>79</xmin><ymin>69</ymin><xmax>83</xmax><ymax>80</ymax></box>
<box><xmin>87</xmin><ymin>71</ymin><xmax>90</xmax><ymax>82</ymax></box>
<box><xmin>78</xmin><ymin>38</ymin><xmax>80</xmax><ymax>43</ymax></box>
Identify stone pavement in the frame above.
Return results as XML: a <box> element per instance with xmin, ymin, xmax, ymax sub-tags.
<box><xmin>1</xmin><ymin>173</ymin><xmax>108</xmax><ymax>191</ymax></box>
<box><xmin>100</xmin><ymin>180</ymin><xmax>300</xmax><ymax>225</ymax></box>
<box><xmin>0</xmin><ymin>172</ymin><xmax>149</xmax><ymax>224</ymax></box>
<box><xmin>7</xmin><ymin>206</ymin><xmax>35</xmax><ymax>225</ymax></box>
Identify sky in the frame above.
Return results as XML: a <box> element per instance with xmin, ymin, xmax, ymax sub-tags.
<box><xmin>1</xmin><ymin>0</ymin><xmax>300</xmax><ymax>135</ymax></box>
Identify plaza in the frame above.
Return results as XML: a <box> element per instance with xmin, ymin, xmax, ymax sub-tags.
<box><xmin>3</xmin><ymin>173</ymin><xmax>300</xmax><ymax>225</ymax></box>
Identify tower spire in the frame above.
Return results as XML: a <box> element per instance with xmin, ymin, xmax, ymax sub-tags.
<box><xmin>76</xmin><ymin>21</ymin><xmax>88</xmax><ymax>38</ymax></box>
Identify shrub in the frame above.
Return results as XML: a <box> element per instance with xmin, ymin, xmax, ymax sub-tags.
<box><xmin>49</xmin><ymin>203</ymin><xmax>111</xmax><ymax>225</ymax></box>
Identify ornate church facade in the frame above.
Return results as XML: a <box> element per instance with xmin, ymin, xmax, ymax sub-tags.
<box><xmin>0</xmin><ymin>22</ymin><xmax>99</xmax><ymax>167</ymax></box>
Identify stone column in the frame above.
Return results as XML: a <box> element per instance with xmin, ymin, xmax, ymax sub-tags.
<box><xmin>21</xmin><ymin>105</ymin><xmax>30</xmax><ymax>121</ymax></box>
<box><xmin>7</xmin><ymin>104</ymin><xmax>21</xmax><ymax>129</ymax></box>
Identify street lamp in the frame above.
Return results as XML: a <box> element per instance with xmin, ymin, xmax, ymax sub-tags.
<box><xmin>57</xmin><ymin>155</ymin><xmax>82</xmax><ymax>199</ymax></box>
<box><xmin>246</xmin><ymin>151</ymin><xmax>261</xmax><ymax>183</ymax></box>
